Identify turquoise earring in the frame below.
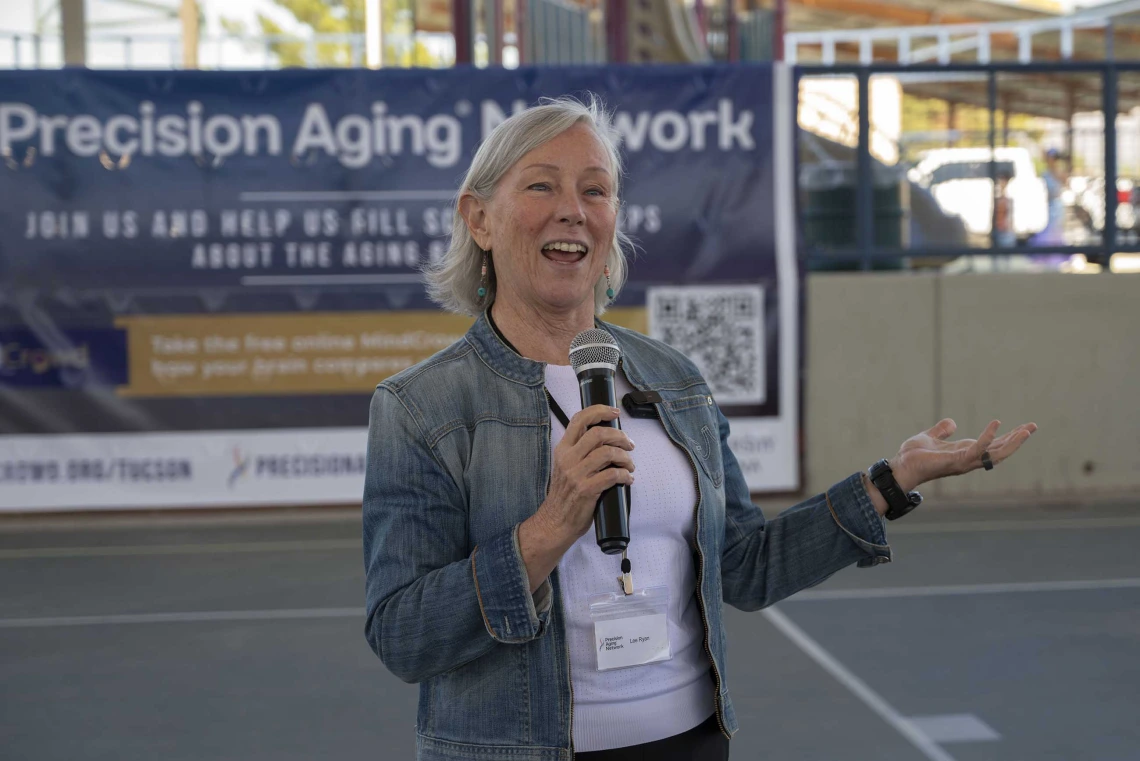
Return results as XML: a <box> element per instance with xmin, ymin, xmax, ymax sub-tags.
<box><xmin>477</xmin><ymin>253</ymin><xmax>488</xmax><ymax>299</ymax></box>
<box><xmin>604</xmin><ymin>264</ymin><xmax>614</xmax><ymax>300</ymax></box>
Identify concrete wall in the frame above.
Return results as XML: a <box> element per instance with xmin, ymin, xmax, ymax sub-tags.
<box><xmin>802</xmin><ymin>272</ymin><xmax>1139</xmax><ymax>501</ymax></box>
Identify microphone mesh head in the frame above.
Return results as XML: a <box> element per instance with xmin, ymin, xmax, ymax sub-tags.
<box><xmin>569</xmin><ymin>328</ymin><xmax>620</xmax><ymax>373</ymax></box>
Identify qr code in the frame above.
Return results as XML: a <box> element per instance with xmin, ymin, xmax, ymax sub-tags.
<box><xmin>647</xmin><ymin>285</ymin><xmax>765</xmax><ymax>405</ymax></box>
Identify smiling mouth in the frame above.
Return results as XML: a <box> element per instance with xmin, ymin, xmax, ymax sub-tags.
<box><xmin>541</xmin><ymin>241</ymin><xmax>588</xmax><ymax>264</ymax></box>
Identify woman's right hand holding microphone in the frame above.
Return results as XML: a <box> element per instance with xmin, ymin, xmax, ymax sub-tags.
<box><xmin>518</xmin><ymin>405</ymin><xmax>636</xmax><ymax>593</ymax></box>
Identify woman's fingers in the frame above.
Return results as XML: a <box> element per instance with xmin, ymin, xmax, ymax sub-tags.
<box><xmin>902</xmin><ymin>419</ymin><xmax>1037</xmax><ymax>484</ymax></box>
<box><xmin>968</xmin><ymin>420</ymin><xmax>1002</xmax><ymax>463</ymax></box>
<box><xmin>563</xmin><ymin>404</ymin><xmax>622</xmax><ymax>446</ymax></box>
<box><xmin>580</xmin><ymin>444</ymin><xmax>636</xmax><ymax>477</ymax></box>
<box><xmin>988</xmin><ymin>423</ymin><xmax>1037</xmax><ymax>464</ymax></box>
<box><xmin>549</xmin><ymin>406</ymin><xmax>636</xmax><ymax>509</ymax></box>
<box><xmin>573</xmin><ymin>424</ymin><xmax>635</xmax><ymax>460</ymax></box>
<box><xmin>588</xmin><ymin>467</ymin><xmax>635</xmax><ymax>492</ymax></box>
<box><xmin>922</xmin><ymin>418</ymin><xmax>957</xmax><ymax>440</ymax></box>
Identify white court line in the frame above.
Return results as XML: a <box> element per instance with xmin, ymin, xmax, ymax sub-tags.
<box><xmin>0</xmin><ymin>508</ymin><xmax>363</xmax><ymax>533</ymax></box>
<box><xmin>238</xmin><ymin>190</ymin><xmax>455</xmax><ymax>201</ymax></box>
<box><xmin>0</xmin><ymin>607</ymin><xmax>362</xmax><ymax>629</ymax></box>
<box><xmin>0</xmin><ymin>539</ymin><xmax>360</xmax><ymax>560</ymax></box>
<box><xmin>788</xmin><ymin>577</ymin><xmax>1140</xmax><ymax>602</ymax></box>
<box><xmin>888</xmin><ymin>517</ymin><xmax>1140</xmax><ymax>534</ymax></box>
<box><xmin>761</xmin><ymin>607</ymin><xmax>958</xmax><ymax>761</ymax></box>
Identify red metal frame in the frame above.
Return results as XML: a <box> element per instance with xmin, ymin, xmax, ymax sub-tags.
<box><xmin>605</xmin><ymin>0</ymin><xmax>627</xmax><ymax>63</ymax></box>
<box><xmin>774</xmin><ymin>0</ymin><xmax>785</xmax><ymax>61</ymax></box>
<box><xmin>453</xmin><ymin>0</ymin><xmax>473</xmax><ymax>65</ymax></box>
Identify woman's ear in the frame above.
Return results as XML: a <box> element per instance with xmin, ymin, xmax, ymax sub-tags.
<box><xmin>458</xmin><ymin>193</ymin><xmax>492</xmax><ymax>251</ymax></box>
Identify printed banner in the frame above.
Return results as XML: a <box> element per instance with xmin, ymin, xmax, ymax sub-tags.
<box><xmin>0</xmin><ymin>428</ymin><xmax>368</xmax><ymax>510</ymax></box>
<box><xmin>0</xmin><ymin>65</ymin><xmax>800</xmax><ymax>511</ymax></box>
<box><xmin>116</xmin><ymin>311</ymin><xmax>472</xmax><ymax>397</ymax></box>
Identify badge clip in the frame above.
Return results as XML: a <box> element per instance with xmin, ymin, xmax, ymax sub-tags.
<box><xmin>617</xmin><ymin>551</ymin><xmax>634</xmax><ymax>596</ymax></box>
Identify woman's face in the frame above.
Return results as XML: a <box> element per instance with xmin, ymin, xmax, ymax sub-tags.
<box><xmin>465</xmin><ymin>123</ymin><xmax>617</xmax><ymax>317</ymax></box>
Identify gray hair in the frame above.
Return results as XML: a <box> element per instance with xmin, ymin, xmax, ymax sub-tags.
<box><xmin>424</xmin><ymin>94</ymin><xmax>632</xmax><ymax>317</ymax></box>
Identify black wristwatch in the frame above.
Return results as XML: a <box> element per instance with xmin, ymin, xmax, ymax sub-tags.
<box><xmin>868</xmin><ymin>458</ymin><xmax>923</xmax><ymax>521</ymax></box>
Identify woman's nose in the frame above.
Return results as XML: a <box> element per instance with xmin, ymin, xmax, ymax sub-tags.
<box><xmin>557</xmin><ymin>191</ymin><xmax>586</xmax><ymax>225</ymax></box>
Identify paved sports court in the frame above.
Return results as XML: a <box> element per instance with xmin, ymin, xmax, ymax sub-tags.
<box><xmin>2</xmin><ymin>497</ymin><xmax>1138</xmax><ymax>760</ymax></box>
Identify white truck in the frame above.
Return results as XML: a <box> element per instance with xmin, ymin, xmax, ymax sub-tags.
<box><xmin>906</xmin><ymin>146</ymin><xmax>1049</xmax><ymax>244</ymax></box>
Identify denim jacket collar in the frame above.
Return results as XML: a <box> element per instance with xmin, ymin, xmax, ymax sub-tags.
<box><xmin>465</xmin><ymin>308</ymin><xmax>649</xmax><ymax>392</ymax></box>
<box><xmin>465</xmin><ymin>310</ymin><xmax>546</xmax><ymax>387</ymax></box>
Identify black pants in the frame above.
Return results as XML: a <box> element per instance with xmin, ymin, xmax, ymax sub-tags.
<box><xmin>574</xmin><ymin>715</ymin><xmax>729</xmax><ymax>760</ymax></box>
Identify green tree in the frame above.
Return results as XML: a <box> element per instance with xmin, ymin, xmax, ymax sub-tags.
<box><xmin>901</xmin><ymin>94</ymin><xmax>1042</xmax><ymax>158</ymax></box>
<box><xmin>223</xmin><ymin>0</ymin><xmax>446</xmax><ymax>68</ymax></box>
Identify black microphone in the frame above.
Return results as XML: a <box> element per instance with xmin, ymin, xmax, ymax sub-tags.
<box><xmin>569</xmin><ymin>328</ymin><xmax>630</xmax><ymax>555</ymax></box>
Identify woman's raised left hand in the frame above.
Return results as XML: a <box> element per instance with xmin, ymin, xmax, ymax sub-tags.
<box><xmin>889</xmin><ymin>418</ymin><xmax>1039</xmax><ymax>493</ymax></box>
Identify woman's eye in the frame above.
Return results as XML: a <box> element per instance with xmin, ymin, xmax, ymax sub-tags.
<box><xmin>585</xmin><ymin>187</ymin><xmax>607</xmax><ymax>197</ymax></box>
<box><xmin>528</xmin><ymin>183</ymin><xmax>551</xmax><ymax>191</ymax></box>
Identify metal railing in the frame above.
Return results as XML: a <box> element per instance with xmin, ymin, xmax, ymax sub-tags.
<box><xmin>523</xmin><ymin>0</ymin><xmax>604</xmax><ymax>65</ymax></box>
<box><xmin>786</xmin><ymin>0</ymin><xmax>1140</xmax><ymax>66</ymax></box>
<box><xmin>738</xmin><ymin>10</ymin><xmax>774</xmax><ymax>63</ymax></box>
<box><xmin>796</xmin><ymin>61</ymin><xmax>1140</xmax><ymax>271</ymax></box>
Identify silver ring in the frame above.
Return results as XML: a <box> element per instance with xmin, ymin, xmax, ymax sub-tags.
<box><xmin>981</xmin><ymin>450</ymin><xmax>994</xmax><ymax>471</ymax></box>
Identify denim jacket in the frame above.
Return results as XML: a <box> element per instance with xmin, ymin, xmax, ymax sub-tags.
<box><xmin>362</xmin><ymin>311</ymin><xmax>892</xmax><ymax>760</ymax></box>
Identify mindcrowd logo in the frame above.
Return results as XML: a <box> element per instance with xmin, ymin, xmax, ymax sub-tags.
<box><xmin>227</xmin><ymin>447</ymin><xmax>251</xmax><ymax>488</ymax></box>
<box><xmin>598</xmin><ymin>637</ymin><xmax>605</xmax><ymax>652</ymax></box>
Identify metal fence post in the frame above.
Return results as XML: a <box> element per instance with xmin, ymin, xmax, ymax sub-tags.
<box><xmin>492</xmin><ymin>0</ymin><xmax>503</xmax><ymax>65</ymax></box>
<box><xmin>1104</xmin><ymin>61</ymin><xmax>1118</xmax><ymax>270</ymax></box>
<box><xmin>605</xmin><ymin>0</ymin><xmax>626</xmax><ymax>64</ymax></box>
<box><xmin>530</xmin><ymin>0</ymin><xmax>541</xmax><ymax>63</ymax></box>
<box><xmin>857</xmin><ymin>69</ymin><xmax>872</xmax><ymax>269</ymax></box>
<box><xmin>453</xmin><ymin>0</ymin><xmax>473</xmax><ymax>65</ymax></box>
<box><xmin>988</xmin><ymin>69</ymin><xmax>998</xmax><ymax>251</ymax></box>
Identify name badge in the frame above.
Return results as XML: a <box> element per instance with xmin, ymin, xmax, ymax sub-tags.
<box><xmin>588</xmin><ymin>585</ymin><xmax>673</xmax><ymax>671</ymax></box>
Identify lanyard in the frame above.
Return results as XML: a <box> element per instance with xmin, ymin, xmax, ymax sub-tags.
<box><xmin>546</xmin><ymin>391</ymin><xmax>571</xmax><ymax>429</ymax></box>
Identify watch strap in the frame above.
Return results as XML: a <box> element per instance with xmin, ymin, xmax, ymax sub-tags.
<box><xmin>868</xmin><ymin>458</ymin><xmax>922</xmax><ymax>521</ymax></box>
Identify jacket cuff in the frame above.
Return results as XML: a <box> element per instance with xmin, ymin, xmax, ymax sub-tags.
<box><xmin>826</xmin><ymin>473</ymin><xmax>892</xmax><ymax>568</ymax></box>
<box><xmin>532</xmin><ymin>578</ymin><xmax>553</xmax><ymax>617</ymax></box>
<box><xmin>471</xmin><ymin>524</ymin><xmax>552</xmax><ymax>643</ymax></box>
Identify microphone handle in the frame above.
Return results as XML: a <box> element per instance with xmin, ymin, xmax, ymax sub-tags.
<box><xmin>578</xmin><ymin>368</ymin><xmax>630</xmax><ymax>555</ymax></box>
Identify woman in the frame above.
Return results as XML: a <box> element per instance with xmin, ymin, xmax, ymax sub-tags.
<box><xmin>362</xmin><ymin>96</ymin><xmax>1037</xmax><ymax>761</ymax></box>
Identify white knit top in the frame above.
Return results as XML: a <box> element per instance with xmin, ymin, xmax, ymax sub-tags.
<box><xmin>545</xmin><ymin>363</ymin><xmax>715</xmax><ymax>752</ymax></box>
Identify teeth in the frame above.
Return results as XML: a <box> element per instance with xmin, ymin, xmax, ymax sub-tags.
<box><xmin>543</xmin><ymin>242</ymin><xmax>586</xmax><ymax>253</ymax></box>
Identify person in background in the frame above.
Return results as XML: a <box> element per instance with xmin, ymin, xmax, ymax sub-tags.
<box><xmin>994</xmin><ymin>167</ymin><xmax>1017</xmax><ymax>249</ymax></box>
<box><xmin>1035</xmin><ymin>148</ymin><xmax>1068</xmax><ymax>248</ymax></box>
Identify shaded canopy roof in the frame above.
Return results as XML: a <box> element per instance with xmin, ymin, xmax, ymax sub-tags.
<box><xmin>787</xmin><ymin>0</ymin><xmax>1140</xmax><ymax>120</ymax></box>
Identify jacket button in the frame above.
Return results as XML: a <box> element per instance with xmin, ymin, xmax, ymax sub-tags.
<box><xmin>707</xmin><ymin>396</ymin><xmax>713</xmax><ymax>405</ymax></box>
